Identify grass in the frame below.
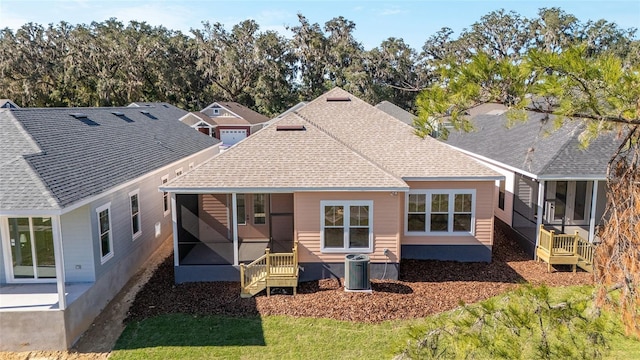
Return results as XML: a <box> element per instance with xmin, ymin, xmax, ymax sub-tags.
<box><xmin>112</xmin><ymin>286</ymin><xmax>640</xmax><ymax>360</ymax></box>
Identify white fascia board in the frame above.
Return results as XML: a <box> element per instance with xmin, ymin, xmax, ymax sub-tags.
<box><xmin>444</xmin><ymin>144</ymin><xmax>539</xmax><ymax>180</ymax></box>
<box><xmin>204</xmin><ymin>102</ymin><xmax>244</xmax><ymax>120</ymax></box>
<box><xmin>160</xmin><ymin>186</ymin><xmax>410</xmax><ymax>194</ymax></box>
<box><xmin>537</xmin><ymin>175</ymin><xmax>607</xmax><ymax>181</ymax></box>
<box><xmin>403</xmin><ymin>176</ymin><xmax>505</xmax><ymax>182</ymax></box>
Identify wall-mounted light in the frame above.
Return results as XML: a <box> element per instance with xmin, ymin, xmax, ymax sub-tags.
<box><xmin>390</xmin><ymin>191</ymin><xmax>398</xmax><ymax>196</ymax></box>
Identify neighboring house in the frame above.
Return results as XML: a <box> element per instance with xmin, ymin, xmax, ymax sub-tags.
<box><xmin>375</xmin><ymin>101</ymin><xmax>416</xmax><ymax>126</ymax></box>
<box><xmin>177</xmin><ymin>101</ymin><xmax>270</xmax><ymax>146</ymax></box>
<box><xmin>0</xmin><ymin>103</ymin><xmax>220</xmax><ymax>351</ymax></box>
<box><xmin>160</xmin><ymin>88</ymin><xmax>502</xmax><ymax>285</ymax></box>
<box><xmin>0</xmin><ymin>99</ymin><xmax>19</xmax><ymax>109</ymax></box>
<box><xmin>445</xmin><ymin>103</ymin><xmax>622</xmax><ymax>256</ymax></box>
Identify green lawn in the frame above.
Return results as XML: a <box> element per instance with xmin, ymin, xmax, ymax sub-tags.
<box><xmin>112</xmin><ymin>286</ymin><xmax>640</xmax><ymax>360</ymax></box>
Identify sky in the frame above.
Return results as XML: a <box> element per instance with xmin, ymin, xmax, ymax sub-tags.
<box><xmin>1</xmin><ymin>0</ymin><xmax>638</xmax><ymax>50</ymax></box>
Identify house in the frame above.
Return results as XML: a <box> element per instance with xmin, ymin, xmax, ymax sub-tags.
<box><xmin>444</xmin><ymin>103</ymin><xmax>622</xmax><ymax>258</ymax></box>
<box><xmin>375</xmin><ymin>101</ymin><xmax>416</xmax><ymax>126</ymax></box>
<box><xmin>0</xmin><ymin>99</ymin><xmax>19</xmax><ymax>109</ymax></box>
<box><xmin>160</xmin><ymin>88</ymin><xmax>502</xmax><ymax>289</ymax></box>
<box><xmin>177</xmin><ymin>101</ymin><xmax>270</xmax><ymax>146</ymax></box>
<box><xmin>0</xmin><ymin>103</ymin><xmax>220</xmax><ymax>351</ymax></box>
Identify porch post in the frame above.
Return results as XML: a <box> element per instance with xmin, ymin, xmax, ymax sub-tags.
<box><xmin>231</xmin><ymin>193</ymin><xmax>239</xmax><ymax>266</ymax></box>
<box><xmin>52</xmin><ymin>216</ymin><xmax>67</xmax><ymax>310</ymax></box>
<box><xmin>534</xmin><ymin>180</ymin><xmax>545</xmax><ymax>260</ymax></box>
<box><xmin>589</xmin><ymin>180</ymin><xmax>599</xmax><ymax>243</ymax></box>
<box><xmin>171</xmin><ymin>193</ymin><xmax>179</xmax><ymax>267</ymax></box>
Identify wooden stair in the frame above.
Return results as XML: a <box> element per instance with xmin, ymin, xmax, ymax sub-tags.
<box><xmin>537</xmin><ymin>225</ymin><xmax>595</xmax><ymax>273</ymax></box>
<box><xmin>240</xmin><ymin>243</ymin><xmax>299</xmax><ymax>298</ymax></box>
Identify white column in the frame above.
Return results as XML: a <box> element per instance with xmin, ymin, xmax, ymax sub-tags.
<box><xmin>589</xmin><ymin>180</ymin><xmax>599</xmax><ymax>243</ymax></box>
<box><xmin>52</xmin><ymin>216</ymin><xmax>67</xmax><ymax>310</ymax></box>
<box><xmin>534</xmin><ymin>180</ymin><xmax>545</xmax><ymax>260</ymax></box>
<box><xmin>171</xmin><ymin>193</ymin><xmax>179</xmax><ymax>267</ymax></box>
<box><xmin>231</xmin><ymin>193</ymin><xmax>239</xmax><ymax>266</ymax></box>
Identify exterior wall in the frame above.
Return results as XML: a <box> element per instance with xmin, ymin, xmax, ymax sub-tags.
<box><xmin>0</xmin><ymin>310</ymin><xmax>67</xmax><ymax>351</ymax></box>
<box><xmin>294</xmin><ymin>191</ymin><xmax>401</xmax><ymax>266</ymax></box>
<box><xmin>400</xmin><ymin>181</ymin><xmax>495</xmax><ymax>262</ymax></box>
<box><xmin>61</xmin><ymin>206</ymin><xmax>94</xmax><ymax>282</ymax></box>
<box><xmin>199</xmin><ymin>194</ymin><xmax>230</xmax><ymax>241</ymax></box>
<box><xmin>595</xmin><ymin>180</ymin><xmax>607</xmax><ymax>226</ymax></box>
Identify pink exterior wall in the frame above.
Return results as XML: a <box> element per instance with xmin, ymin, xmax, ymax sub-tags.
<box><xmin>401</xmin><ymin>181</ymin><xmax>495</xmax><ymax>246</ymax></box>
<box><xmin>294</xmin><ymin>192</ymin><xmax>401</xmax><ymax>263</ymax></box>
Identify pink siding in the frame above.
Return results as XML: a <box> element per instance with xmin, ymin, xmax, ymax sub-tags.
<box><xmin>401</xmin><ymin>181</ymin><xmax>495</xmax><ymax>246</ymax></box>
<box><xmin>199</xmin><ymin>194</ymin><xmax>229</xmax><ymax>239</ymax></box>
<box><xmin>294</xmin><ymin>192</ymin><xmax>401</xmax><ymax>263</ymax></box>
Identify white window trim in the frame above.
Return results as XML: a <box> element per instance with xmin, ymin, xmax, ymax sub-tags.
<box><xmin>161</xmin><ymin>175</ymin><xmax>170</xmax><ymax>217</ymax></box>
<box><xmin>96</xmin><ymin>203</ymin><xmax>114</xmax><ymax>264</ymax></box>
<box><xmin>405</xmin><ymin>189</ymin><xmax>476</xmax><ymax>236</ymax></box>
<box><xmin>175</xmin><ymin>167</ymin><xmax>183</xmax><ymax>177</ymax></box>
<box><xmin>320</xmin><ymin>200</ymin><xmax>374</xmax><ymax>253</ymax></box>
<box><xmin>129</xmin><ymin>189</ymin><xmax>142</xmax><ymax>240</ymax></box>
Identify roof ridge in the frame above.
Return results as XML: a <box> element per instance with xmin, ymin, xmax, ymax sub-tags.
<box><xmin>291</xmin><ymin>110</ymin><xmax>406</xmax><ymax>184</ymax></box>
<box><xmin>537</xmin><ymin>121</ymin><xmax>585</xmax><ymax>175</ymax></box>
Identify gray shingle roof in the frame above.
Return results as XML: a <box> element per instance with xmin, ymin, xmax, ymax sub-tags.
<box><xmin>2</xmin><ymin>104</ymin><xmax>219</xmax><ymax>211</ymax></box>
<box><xmin>445</xmin><ymin>109</ymin><xmax>623</xmax><ymax>178</ymax></box>
<box><xmin>375</xmin><ymin>101</ymin><xmax>415</xmax><ymax>126</ymax></box>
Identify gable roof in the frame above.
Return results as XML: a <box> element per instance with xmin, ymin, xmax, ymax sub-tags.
<box><xmin>163</xmin><ymin>88</ymin><xmax>499</xmax><ymax>193</ymax></box>
<box><xmin>1</xmin><ymin>103</ymin><xmax>219</xmax><ymax>211</ymax></box>
<box><xmin>180</xmin><ymin>112</ymin><xmax>216</xmax><ymax>127</ymax></box>
<box><xmin>375</xmin><ymin>101</ymin><xmax>415</xmax><ymax>126</ymax></box>
<box><xmin>445</xmin><ymin>108</ymin><xmax>623</xmax><ymax>179</ymax></box>
<box><xmin>0</xmin><ymin>99</ymin><xmax>19</xmax><ymax>109</ymax></box>
<box><xmin>204</xmin><ymin>101</ymin><xmax>269</xmax><ymax>125</ymax></box>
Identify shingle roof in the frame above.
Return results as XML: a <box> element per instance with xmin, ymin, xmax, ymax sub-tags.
<box><xmin>164</xmin><ymin>114</ymin><xmax>408</xmax><ymax>191</ymax></box>
<box><xmin>375</xmin><ymin>101</ymin><xmax>415</xmax><ymax>126</ymax></box>
<box><xmin>445</xmin><ymin>109</ymin><xmax>623</xmax><ymax>178</ymax></box>
<box><xmin>213</xmin><ymin>102</ymin><xmax>270</xmax><ymax>124</ymax></box>
<box><xmin>2</xmin><ymin>104</ymin><xmax>219</xmax><ymax>211</ymax></box>
<box><xmin>164</xmin><ymin>88</ymin><xmax>499</xmax><ymax>192</ymax></box>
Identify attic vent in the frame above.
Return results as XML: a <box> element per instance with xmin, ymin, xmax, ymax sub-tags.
<box><xmin>140</xmin><ymin>110</ymin><xmax>158</xmax><ymax>119</ymax></box>
<box><xmin>326</xmin><ymin>97</ymin><xmax>351</xmax><ymax>102</ymax></box>
<box><xmin>70</xmin><ymin>113</ymin><xmax>87</xmax><ymax>118</ymax></box>
<box><xmin>140</xmin><ymin>110</ymin><xmax>150</xmax><ymax>114</ymax></box>
<box><xmin>276</xmin><ymin>125</ymin><xmax>306</xmax><ymax>131</ymax></box>
<box><xmin>111</xmin><ymin>111</ymin><xmax>124</xmax><ymax>116</ymax></box>
<box><xmin>70</xmin><ymin>113</ymin><xmax>99</xmax><ymax>126</ymax></box>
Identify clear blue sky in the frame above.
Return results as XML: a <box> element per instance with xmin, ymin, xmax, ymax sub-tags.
<box><xmin>1</xmin><ymin>0</ymin><xmax>638</xmax><ymax>50</ymax></box>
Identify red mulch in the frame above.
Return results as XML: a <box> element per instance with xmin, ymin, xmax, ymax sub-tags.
<box><xmin>126</xmin><ymin>226</ymin><xmax>593</xmax><ymax>323</ymax></box>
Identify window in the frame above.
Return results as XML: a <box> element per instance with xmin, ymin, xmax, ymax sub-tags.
<box><xmin>213</xmin><ymin>108</ymin><xmax>219</xmax><ymax>115</ymax></box>
<box><xmin>498</xmin><ymin>180</ymin><xmax>506</xmax><ymax>210</ymax></box>
<box><xmin>406</xmin><ymin>190</ymin><xmax>475</xmax><ymax>235</ymax></box>
<box><xmin>254</xmin><ymin>194</ymin><xmax>266</xmax><ymax>224</ymax></box>
<box><xmin>321</xmin><ymin>200</ymin><xmax>373</xmax><ymax>252</ymax></box>
<box><xmin>175</xmin><ymin>168</ymin><xmax>183</xmax><ymax>177</ymax></box>
<box><xmin>236</xmin><ymin>194</ymin><xmax>246</xmax><ymax>225</ymax></box>
<box><xmin>161</xmin><ymin>175</ymin><xmax>170</xmax><ymax>216</ymax></box>
<box><xmin>129</xmin><ymin>190</ymin><xmax>141</xmax><ymax>240</ymax></box>
<box><xmin>96</xmin><ymin>203</ymin><xmax>113</xmax><ymax>263</ymax></box>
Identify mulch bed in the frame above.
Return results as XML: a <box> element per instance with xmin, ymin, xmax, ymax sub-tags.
<box><xmin>126</xmin><ymin>226</ymin><xmax>593</xmax><ymax>323</ymax></box>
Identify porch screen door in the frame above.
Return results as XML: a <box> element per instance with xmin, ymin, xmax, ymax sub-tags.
<box><xmin>7</xmin><ymin>217</ymin><xmax>56</xmax><ymax>280</ymax></box>
<box><xmin>546</xmin><ymin>181</ymin><xmax>592</xmax><ymax>225</ymax></box>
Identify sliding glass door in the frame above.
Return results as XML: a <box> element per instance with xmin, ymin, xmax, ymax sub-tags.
<box><xmin>7</xmin><ymin>217</ymin><xmax>56</xmax><ymax>280</ymax></box>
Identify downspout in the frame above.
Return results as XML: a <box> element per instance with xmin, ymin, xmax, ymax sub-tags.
<box><xmin>589</xmin><ymin>180</ymin><xmax>598</xmax><ymax>243</ymax></box>
<box><xmin>52</xmin><ymin>216</ymin><xmax>67</xmax><ymax>310</ymax></box>
<box><xmin>534</xmin><ymin>180</ymin><xmax>545</xmax><ymax>260</ymax></box>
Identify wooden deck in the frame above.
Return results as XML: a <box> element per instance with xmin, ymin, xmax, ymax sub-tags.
<box><xmin>240</xmin><ymin>243</ymin><xmax>299</xmax><ymax>298</ymax></box>
<box><xmin>536</xmin><ymin>225</ymin><xmax>594</xmax><ymax>273</ymax></box>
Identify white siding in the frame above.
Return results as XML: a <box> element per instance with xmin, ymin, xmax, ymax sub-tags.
<box><xmin>61</xmin><ymin>206</ymin><xmax>94</xmax><ymax>282</ymax></box>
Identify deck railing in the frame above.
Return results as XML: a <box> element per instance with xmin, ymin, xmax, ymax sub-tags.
<box><xmin>537</xmin><ymin>225</ymin><xmax>594</xmax><ymax>272</ymax></box>
<box><xmin>240</xmin><ymin>242</ymin><xmax>299</xmax><ymax>297</ymax></box>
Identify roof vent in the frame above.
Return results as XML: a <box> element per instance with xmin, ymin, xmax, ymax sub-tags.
<box><xmin>70</xmin><ymin>113</ymin><xmax>99</xmax><ymax>126</ymax></box>
<box><xmin>112</xmin><ymin>111</ymin><xmax>134</xmax><ymax>123</ymax></box>
<box><xmin>162</xmin><ymin>104</ymin><xmax>169</xmax><ymax>108</ymax></box>
<box><xmin>276</xmin><ymin>125</ymin><xmax>306</xmax><ymax>131</ymax></box>
<box><xmin>140</xmin><ymin>110</ymin><xmax>158</xmax><ymax>119</ymax></box>
<box><xmin>70</xmin><ymin>113</ymin><xmax>88</xmax><ymax>118</ymax></box>
<box><xmin>111</xmin><ymin>111</ymin><xmax>124</xmax><ymax>116</ymax></box>
<box><xmin>326</xmin><ymin>97</ymin><xmax>351</xmax><ymax>102</ymax></box>
<box><xmin>140</xmin><ymin>110</ymin><xmax>150</xmax><ymax>114</ymax></box>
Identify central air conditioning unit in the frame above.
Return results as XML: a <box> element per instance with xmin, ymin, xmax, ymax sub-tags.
<box><xmin>344</xmin><ymin>254</ymin><xmax>371</xmax><ymax>292</ymax></box>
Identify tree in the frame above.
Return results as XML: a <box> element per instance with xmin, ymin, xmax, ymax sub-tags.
<box><xmin>414</xmin><ymin>45</ymin><xmax>640</xmax><ymax>338</ymax></box>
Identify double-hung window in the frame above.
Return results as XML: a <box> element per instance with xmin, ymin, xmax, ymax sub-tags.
<box><xmin>406</xmin><ymin>190</ymin><xmax>475</xmax><ymax>235</ymax></box>
<box><xmin>96</xmin><ymin>203</ymin><xmax>114</xmax><ymax>263</ymax></box>
<box><xmin>321</xmin><ymin>200</ymin><xmax>373</xmax><ymax>252</ymax></box>
<box><xmin>254</xmin><ymin>194</ymin><xmax>266</xmax><ymax>224</ymax></box>
<box><xmin>129</xmin><ymin>189</ymin><xmax>141</xmax><ymax>240</ymax></box>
